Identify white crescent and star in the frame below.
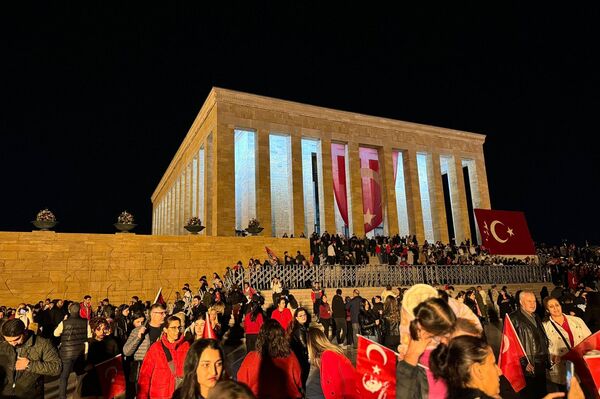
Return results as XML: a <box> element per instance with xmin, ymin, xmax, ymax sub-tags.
<box><xmin>489</xmin><ymin>220</ymin><xmax>514</xmax><ymax>244</ymax></box>
<box><xmin>364</xmin><ymin>209</ymin><xmax>375</xmax><ymax>224</ymax></box>
<box><xmin>366</xmin><ymin>343</ymin><xmax>388</xmax><ymax>366</ymax></box>
<box><xmin>501</xmin><ymin>335</ymin><xmax>510</xmax><ymax>354</ymax></box>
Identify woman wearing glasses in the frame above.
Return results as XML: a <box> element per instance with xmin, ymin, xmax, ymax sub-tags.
<box><xmin>137</xmin><ymin>316</ymin><xmax>191</xmax><ymax>399</ymax></box>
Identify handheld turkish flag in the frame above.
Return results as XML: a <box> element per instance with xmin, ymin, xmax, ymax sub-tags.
<box><xmin>95</xmin><ymin>354</ymin><xmax>126</xmax><ymax>399</ymax></box>
<box><xmin>356</xmin><ymin>335</ymin><xmax>397</xmax><ymax>398</ymax></box>
<box><xmin>265</xmin><ymin>246</ymin><xmax>279</xmax><ymax>263</ymax></box>
<box><xmin>563</xmin><ymin>330</ymin><xmax>600</xmax><ymax>398</ymax></box>
<box><xmin>153</xmin><ymin>287</ymin><xmax>166</xmax><ymax>306</ymax></box>
<box><xmin>498</xmin><ymin>315</ymin><xmax>527</xmax><ymax>392</ymax></box>
<box><xmin>202</xmin><ymin>312</ymin><xmax>216</xmax><ymax>339</ymax></box>
<box><xmin>474</xmin><ymin>209</ymin><xmax>536</xmax><ymax>255</ymax></box>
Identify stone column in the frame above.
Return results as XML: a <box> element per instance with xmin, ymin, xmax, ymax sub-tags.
<box><xmin>291</xmin><ymin>133</ymin><xmax>305</xmax><ymax>237</ymax></box>
<box><xmin>381</xmin><ymin>146</ymin><xmax>399</xmax><ymax>236</ymax></box>
<box><xmin>320</xmin><ymin>137</ymin><xmax>337</xmax><ymax>234</ymax></box>
<box><xmin>203</xmin><ymin>135</ymin><xmax>213</xmax><ymax>236</ymax></box>
<box><xmin>403</xmin><ymin>148</ymin><xmax>425</xmax><ymax>243</ymax></box>
<box><xmin>428</xmin><ymin>153</ymin><xmax>449</xmax><ymax>243</ymax></box>
<box><xmin>474</xmin><ymin>155</ymin><xmax>491</xmax><ymax>209</ymax></box>
<box><xmin>347</xmin><ymin>142</ymin><xmax>365</xmax><ymax>236</ymax></box>
<box><xmin>255</xmin><ymin>128</ymin><xmax>272</xmax><ymax>237</ymax></box>
<box><xmin>449</xmin><ymin>155</ymin><xmax>471</xmax><ymax>244</ymax></box>
<box><xmin>214</xmin><ymin>124</ymin><xmax>236</xmax><ymax>236</ymax></box>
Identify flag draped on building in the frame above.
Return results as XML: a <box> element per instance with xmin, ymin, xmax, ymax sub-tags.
<box><xmin>331</xmin><ymin>143</ymin><xmax>349</xmax><ymax>226</ymax></box>
<box><xmin>359</xmin><ymin>147</ymin><xmax>383</xmax><ymax>233</ymax></box>
<box><xmin>474</xmin><ymin>209</ymin><xmax>536</xmax><ymax>255</ymax></box>
<box><xmin>498</xmin><ymin>315</ymin><xmax>527</xmax><ymax>392</ymax></box>
<box><xmin>356</xmin><ymin>335</ymin><xmax>396</xmax><ymax>398</ymax></box>
<box><xmin>95</xmin><ymin>354</ymin><xmax>126</xmax><ymax>399</ymax></box>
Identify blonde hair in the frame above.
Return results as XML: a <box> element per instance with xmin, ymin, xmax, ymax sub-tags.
<box><xmin>307</xmin><ymin>326</ymin><xmax>344</xmax><ymax>368</ymax></box>
<box><xmin>210</xmin><ymin>303</ymin><xmax>225</xmax><ymax>315</ymax></box>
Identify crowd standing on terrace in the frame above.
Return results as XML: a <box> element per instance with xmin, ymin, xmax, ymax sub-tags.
<box><xmin>0</xmin><ymin>239</ymin><xmax>598</xmax><ymax>398</ymax></box>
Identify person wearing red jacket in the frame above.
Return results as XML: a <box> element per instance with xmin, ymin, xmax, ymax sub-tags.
<box><xmin>306</xmin><ymin>326</ymin><xmax>359</xmax><ymax>399</ymax></box>
<box><xmin>271</xmin><ymin>297</ymin><xmax>293</xmax><ymax>330</ymax></box>
<box><xmin>237</xmin><ymin>319</ymin><xmax>303</xmax><ymax>399</ymax></box>
<box><xmin>137</xmin><ymin>316</ymin><xmax>190</xmax><ymax>399</ymax></box>
<box><xmin>79</xmin><ymin>295</ymin><xmax>92</xmax><ymax>320</ymax></box>
<box><xmin>243</xmin><ymin>302</ymin><xmax>264</xmax><ymax>352</ymax></box>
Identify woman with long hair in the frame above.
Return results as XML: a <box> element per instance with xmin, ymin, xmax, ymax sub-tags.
<box><xmin>397</xmin><ymin>297</ymin><xmax>456</xmax><ymax>399</ymax></box>
<box><xmin>172</xmin><ymin>339</ymin><xmax>227</xmax><ymax>399</ymax></box>
<box><xmin>464</xmin><ymin>290</ymin><xmax>483</xmax><ymax>322</ymax></box>
<box><xmin>305</xmin><ymin>327</ymin><xmax>359</xmax><ymax>399</ymax></box>
<box><xmin>243</xmin><ymin>300</ymin><xmax>264</xmax><ymax>352</ymax></box>
<box><xmin>237</xmin><ymin>319</ymin><xmax>303</xmax><ymax>399</ymax></box>
<box><xmin>289</xmin><ymin>307</ymin><xmax>311</xmax><ymax>388</ymax></box>
<box><xmin>185</xmin><ymin>313</ymin><xmax>207</xmax><ymax>342</ymax></box>
<box><xmin>382</xmin><ymin>295</ymin><xmax>401</xmax><ymax>349</ymax></box>
<box><xmin>358</xmin><ymin>298</ymin><xmax>379</xmax><ymax>342</ymax></box>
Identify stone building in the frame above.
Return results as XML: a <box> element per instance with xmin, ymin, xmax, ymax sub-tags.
<box><xmin>151</xmin><ymin>87</ymin><xmax>490</xmax><ymax>244</ymax></box>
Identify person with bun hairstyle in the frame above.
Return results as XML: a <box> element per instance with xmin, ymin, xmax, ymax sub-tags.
<box><xmin>396</xmin><ymin>297</ymin><xmax>456</xmax><ymax>399</ymax></box>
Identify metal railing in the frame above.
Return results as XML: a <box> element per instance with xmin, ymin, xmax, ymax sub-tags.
<box><xmin>224</xmin><ymin>264</ymin><xmax>552</xmax><ymax>291</ymax></box>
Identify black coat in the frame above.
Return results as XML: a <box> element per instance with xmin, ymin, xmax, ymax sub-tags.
<box><xmin>59</xmin><ymin>315</ymin><xmax>89</xmax><ymax>360</ymax></box>
<box><xmin>509</xmin><ymin>310</ymin><xmax>549</xmax><ymax>366</ymax></box>
<box><xmin>331</xmin><ymin>294</ymin><xmax>346</xmax><ymax>318</ymax></box>
<box><xmin>359</xmin><ymin>309</ymin><xmax>378</xmax><ymax>337</ymax></box>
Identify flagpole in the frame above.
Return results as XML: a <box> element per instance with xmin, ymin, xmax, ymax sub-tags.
<box><xmin>153</xmin><ymin>287</ymin><xmax>162</xmax><ymax>305</ymax></box>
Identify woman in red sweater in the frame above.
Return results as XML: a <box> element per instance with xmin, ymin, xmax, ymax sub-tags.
<box><xmin>305</xmin><ymin>327</ymin><xmax>359</xmax><ymax>399</ymax></box>
<box><xmin>237</xmin><ymin>319</ymin><xmax>303</xmax><ymax>399</ymax></box>
<box><xmin>137</xmin><ymin>316</ymin><xmax>191</xmax><ymax>399</ymax></box>
<box><xmin>243</xmin><ymin>300</ymin><xmax>264</xmax><ymax>352</ymax></box>
<box><xmin>270</xmin><ymin>297</ymin><xmax>293</xmax><ymax>330</ymax></box>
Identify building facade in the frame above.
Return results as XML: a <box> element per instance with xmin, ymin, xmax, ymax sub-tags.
<box><xmin>151</xmin><ymin>88</ymin><xmax>491</xmax><ymax>244</ymax></box>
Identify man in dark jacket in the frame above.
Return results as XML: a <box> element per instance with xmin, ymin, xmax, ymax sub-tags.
<box><xmin>331</xmin><ymin>289</ymin><xmax>347</xmax><ymax>345</ymax></box>
<box><xmin>509</xmin><ymin>291</ymin><xmax>549</xmax><ymax>399</ymax></box>
<box><xmin>54</xmin><ymin>302</ymin><xmax>90</xmax><ymax>399</ymax></box>
<box><xmin>0</xmin><ymin>319</ymin><xmax>62</xmax><ymax>399</ymax></box>
<box><xmin>345</xmin><ymin>289</ymin><xmax>363</xmax><ymax>348</ymax></box>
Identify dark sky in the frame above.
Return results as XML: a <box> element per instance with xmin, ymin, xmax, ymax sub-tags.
<box><xmin>2</xmin><ymin>3</ymin><xmax>599</xmax><ymax>245</ymax></box>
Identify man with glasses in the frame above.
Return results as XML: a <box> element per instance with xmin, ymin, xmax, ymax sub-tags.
<box><xmin>123</xmin><ymin>303</ymin><xmax>166</xmax><ymax>398</ymax></box>
<box><xmin>0</xmin><ymin>319</ymin><xmax>61</xmax><ymax>399</ymax></box>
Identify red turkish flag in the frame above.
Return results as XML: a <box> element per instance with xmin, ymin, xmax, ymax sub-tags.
<box><xmin>355</xmin><ymin>335</ymin><xmax>396</xmax><ymax>398</ymax></box>
<box><xmin>359</xmin><ymin>148</ymin><xmax>383</xmax><ymax>233</ymax></box>
<box><xmin>563</xmin><ymin>331</ymin><xmax>600</xmax><ymax>398</ymax></box>
<box><xmin>202</xmin><ymin>311</ymin><xmax>217</xmax><ymax>339</ymax></box>
<box><xmin>498</xmin><ymin>315</ymin><xmax>527</xmax><ymax>392</ymax></box>
<box><xmin>474</xmin><ymin>209</ymin><xmax>536</xmax><ymax>255</ymax></box>
<box><xmin>153</xmin><ymin>287</ymin><xmax>166</xmax><ymax>306</ymax></box>
<box><xmin>567</xmin><ymin>271</ymin><xmax>579</xmax><ymax>289</ymax></box>
<box><xmin>95</xmin><ymin>354</ymin><xmax>126</xmax><ymax>399</ymax></box>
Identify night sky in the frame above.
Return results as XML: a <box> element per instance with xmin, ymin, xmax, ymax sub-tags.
<box><xmin>3</xmin><ymin>3</ymin><xmax>599</xmax><ymax>245</ymax></box>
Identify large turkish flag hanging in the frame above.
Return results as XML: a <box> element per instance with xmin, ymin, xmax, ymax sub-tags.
<box><xmin>359</xmin><ymin>147</ymin><xmax>383</xmax><ymax>233</ymax></box>
<box><xmin>331</xmin><ymin>143</ymin><xmax>349</xmax><ymax>226</ymax></box>
<box><xmin>474</xmin><ymin>209</ymin><xmax>536</xmax><ymax>255</ymax></box>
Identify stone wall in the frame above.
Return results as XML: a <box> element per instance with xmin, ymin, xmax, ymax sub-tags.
<box><xmin>0</xmin><ymin>231</ymin><xmax>309</xmax><ymax>307</ymax></box>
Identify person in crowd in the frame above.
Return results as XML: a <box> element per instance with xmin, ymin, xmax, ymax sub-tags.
<box><xmin>114</xmin><ymin>304</ymin><xmax>131</xmax><ymax>347</ymax></box>
<box><xmin>79</xmin><ymin>316</ymin><xmax>120</xmax><ymax>398</ymax></box>
<box><xmin>311</xmin><ymin>282</ymin><xmax>324</xmax><ymax>320</ymax></box>
<box><xmin>271</xmin><ymin>296</ymin><xmax>294</xmax><ymax>330</ymax></box>
<box><xmin>206</xmin><ymin>380</ymin><xmax>256</xmax><ymax>399</ymax></box>
<box><xmin>237</xmin><ymin>319</ymin><xmax>303</xmax><ymax>399</ymax></box>
<box><xmin>271</xmin><ymin>277</ymin><xmax>283</xmax><ymax>306</ymax></box>
<box><xmin>289</xmin><ymin>307</ymin><xmax>311</xmax><ymax>388</ymax></box>
<box><xmin>242</xmin><ymin>282</ymin><xmax>256</xmax><ymax>304</ymax></box>
<box><xmin>396</xmin><ymin>297</ymin><xmax>456</xmax><ymax>399</ymax></box>
<box><xmin>383</xmin><ymin>295</ymin><xmax>401</xmax><ymax>349</ymax></box>
<box><xmin>243</xmin><ymin>297</ymin><xmax>264</xmax><ymax>352</ymax></box>
<box><xmin>509</xmin><ymin>291</ymin><xmax>550</xmax><ymax>399</ymax></box>
<box><xmin>497</xmin><ymin>288</ymin><xmax>514</xmax><ymax>319</ymax></box>
<box><xmin>359</xmin><ymin>298</ymin><xmax>379</xmax><ymax>342</ymax></box>
<box><xmin>172</xmin><ymin>339</ymin><xmax>227</xmax><ymax>399</ymax></box>
<box><xmin>381</xmin><ymin>285</ymin><xmax>396</xmax><ymax>301</ymax></box>
<box><xmin>190</xmin><ymin>295</ymin><xmax>208</xmax><ymax>322</ymax></box>
<box><xmin>318</xmin><ymin>294</ymin><xmax>332</xmax><ymax>339</ymax></box>
<box><xmin>583</xmin><ymin>291</ymin><xmax>600</xmax><ymax>333</ymax></box>
<box><xmin>456</xmin><ymin>291</ymin><xmax>466</xmax><ymax>303</ymax></box>
<box><xmin>305</xmin><ymin>326</ymin><xmax>359</xmax><ymax>399</ymax></box>
<box><xmin>0</xmin><ymin>319</ymin><xmax>62</xmax><ymax>399</ymax></box>
<box><xmin>185</xmin><ymin>313</ymin><xmax>207</xmax><ymax>342</ymax></box>
<box><xmin>464</xmin><ymin>290</ymin><xmax>484</xmax><ymax>323</ymax></box>
<box><xmin>208</xmin><ymin>306</ymin><xmax>223</xmax><ymax>340</ymax></box>
<box><xmin>54</xmin><ymin>302</ymin><xmax>90</xmax><ymax>399</ymax></box>
<box><xmin>543</xmin><ymin>296</ymin><xmax>591</xmax><ymax>391</ymax></box>
<box><xmin>488</xmin><ymin>284</ymin><xmax>500</xmax><ymax>314</ymax></box>
<box><xmin>123</xmin><ymin>302</ymin><xmax>167</xmax><ymax>395</ymax></box>
<box><xmin>331</xmin><ymin>289</ymin><xmax>347</xmax><ymax>346</ymax></box>
<box><xmin>80</xmin><ymin>294</ymin><xmax>93</xmax><ymax>320</ymax></box>
<box><xmin>345</xmin><ymin>289</ymin><xmax>363</xmax><ymax>349</ymax></box>
<box><xmin>138</xmin><ymin>315</ymin><xmax>191</xmax><ymax>399</ymax></box>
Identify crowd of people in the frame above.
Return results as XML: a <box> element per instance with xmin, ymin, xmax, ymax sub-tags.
<box><xmin>0</xmin><ymin>242</ymin><xmax>599</xmax><ymax>398</ymax></box>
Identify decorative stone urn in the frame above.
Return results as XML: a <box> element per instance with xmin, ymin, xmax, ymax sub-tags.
<box><xmin>184</xmin><ymin>224</ymin><xmax>205</xmax><ymax>235</ymax></box>
<box><xmin>114</xmin><ymin>223</ymin><xmax>136</xmax><ymax>233</ymax></box>
<box><xmin>32</xmin><ymin>220</ymin><xmax>57</xmax><ymax>231</ymax></box>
